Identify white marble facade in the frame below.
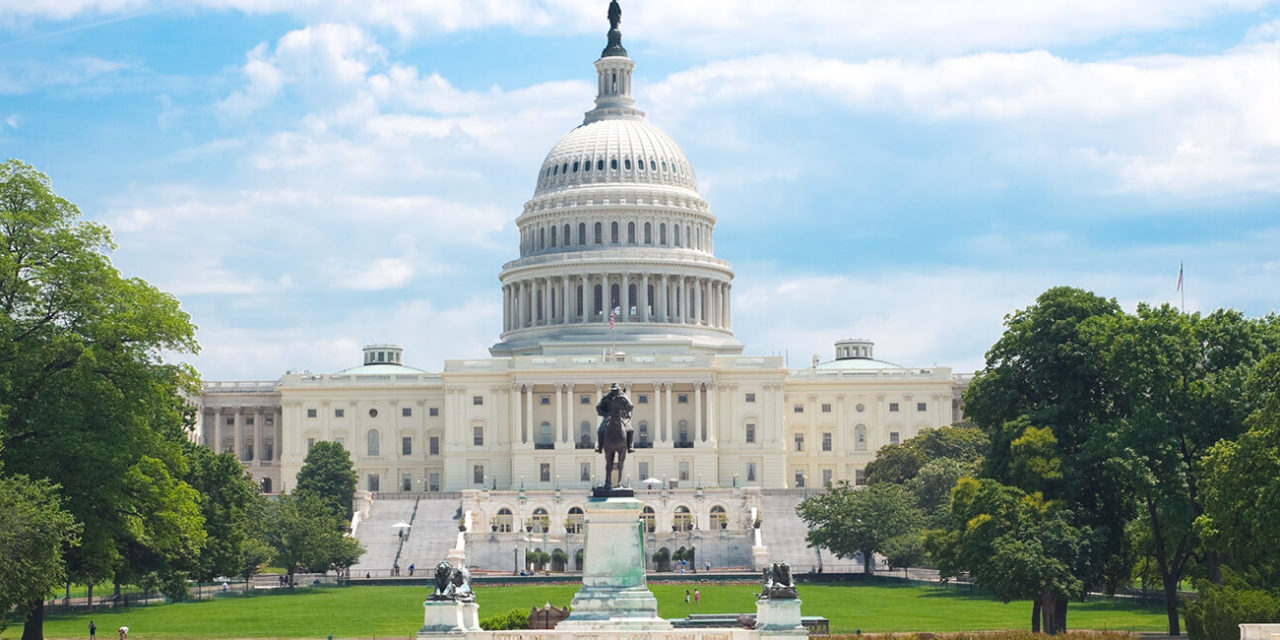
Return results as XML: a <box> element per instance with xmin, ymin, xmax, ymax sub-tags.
<box><xmin>198</xmin><ymin>17</ymin><xmax>970</xmax><ymax>496</ymax></box>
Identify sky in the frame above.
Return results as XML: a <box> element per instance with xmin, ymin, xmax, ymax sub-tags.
<box><xmin>3</xmin><ymin>0</ymin><xmax>1279</xmax><ymax>381</ymax></box>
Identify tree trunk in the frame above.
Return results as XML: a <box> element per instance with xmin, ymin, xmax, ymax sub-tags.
<box><xmin>21</xmin><ymin>598</ymin><xmax>44</xmax><ymax>640</ymax></box>
<box><xmin>1054</xmin><ymin>597</ymin><xmax>1067</xmax><ymax>634</ymax></box>
<box><xmin>87</xmin><ymin>584</ymin><xmax>94</xmax><ymax>611</ymax></box>
<box><xmin>1162</xmin><ymin>573</ymin><xmax>1182</xmax><ymax>636</ymax></box>
<box><xmin>1030</xmin><ymin>600</ymin><xmax>1041</xmax><ymax>633</ymax></box>
<box><xmin>1205</xmin><ymin>549</ymin><xmax>1222</xmax><ymax>584</ymax></box>
<box><xmin>1041</xmin><ymin>587</ymin><xmax>1057</xmax><ymax>634</ymax></box>
<box><xmin>863</xmin><ymin>551</ymin><xmax>873</xmax><ymax>575</ymax></box>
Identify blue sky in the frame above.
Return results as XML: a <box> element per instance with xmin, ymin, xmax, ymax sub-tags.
<box><xmin>3</xmin><ymin>0</ymin><xmax>1279</xmax><ymax>380</ymax></box>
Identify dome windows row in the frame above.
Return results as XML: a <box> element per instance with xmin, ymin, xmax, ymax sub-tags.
<box><xmin>539</xmin><ymin>153</ymin><xmax>692</xmax><ymax>190</ymax></box>
<box><xmin>520</xmin><ymin>218</ymin><xmax>713</xmax><ymax>256</ymax></box>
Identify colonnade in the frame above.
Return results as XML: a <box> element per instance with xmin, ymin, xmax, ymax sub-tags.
<box><xmin>204</xmin><ymin>406</ymin><xmax>282</xmax><ymax>465</ymax></box>
<box><xmin>502</xmin><ymin>273</ymin><xmax>731</xmax><ymax>332</ymax></box>
<box><xmin>507</xmin><ymin>381</ymin><xmax>717</xmax><ymax>447</ymax></box>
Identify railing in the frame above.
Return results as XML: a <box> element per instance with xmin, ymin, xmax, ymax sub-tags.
<box><xmin>674</xmin><ymin>441</ymin><xmax>694</xmax><ymax>449</ymax></box>
<box><xmin>634</xmin><ymin>441</ymin><xmax>654</xmax><ymax>449</ymax></box>
<box><xmin>574</xmin><ymin>442</ymin><xmax>594</xmax><ymax>449</ymax></box>
<box><xmin>534</xmin><ymin>442</ymin><xmax>555</xmax><ymax>450</ymax></box>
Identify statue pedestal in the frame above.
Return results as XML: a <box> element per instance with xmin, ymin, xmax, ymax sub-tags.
<box><xmin>558</xmin><ymin>496</ymin><xmax>671</xmax><ymax>631</ymax></box>
<box><xmin>756</xmin><ymin>598</ymin><xmax>805</xmax><ymax>638</ymax></box>
<box><xmin>419</xmin><ymin>600</ymin><xmax>479</xmax><ymax>636</ymax></box>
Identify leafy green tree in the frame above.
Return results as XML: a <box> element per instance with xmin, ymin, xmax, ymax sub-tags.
<box><xmin>0</xmin><ymin>472</ymin><xmax>80</xmax><ymax>636</ymax></box>
<box><xmin>255</xmin><ymin>494</ymin><xmax>362</xmax><ymax>584</ymax></box>
<box><xmin>961</xmin><ymin>286</ymin><xmax>1131</xmax><ymax>632</ymax></box>
<box><xmin>295</xmin><ymin>441</ymin><xmax>358</xmax><ymax>522</ymax></box>
<box><xmin>183</xmin><ymin>442</ymin><xmax>264</xmax><ymax>582</ymax></box>
<box><xmin>0</xmin><ymin>160</ymin><xmax>203</xmax><ymax>639</ymax></box>
<box><xmin>927</xmin><ymin>477</ymin><xmax>1090</xmax><ymax>634</ymax></box>
<box><xmin>1087</xmin><ymin>305</ymin><xmax>1278</xmax><ymax>634</ymax></box>
<box><xmin>864</xmin><ymin>426</ymin><xmax>988</xmax><ymax>485</ymax></box>
<box><xmin>906</xmin><ymin>457</ymin><xmax>974</xmax><ymax>528</ymax></box>
<box><xmin>883</xmin><ymin>532</ymin><xmax>927</xmax><ymax>576</ymax></box>
<box><xmin>796</xmin><ymin>482</ymin><xmax>923</xmax><ymax>574</ymax></box>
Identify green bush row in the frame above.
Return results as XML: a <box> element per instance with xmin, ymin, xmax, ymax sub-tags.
<box><xmin>479</xmin><ymin>607</ymin><xmax>531</xmax><ymax>630</ymax></box>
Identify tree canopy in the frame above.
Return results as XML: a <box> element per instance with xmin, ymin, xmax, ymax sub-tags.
<box><xmin>796</xmin><ymin>482</ymin><xmax>923</xmax><ymax>574</ymax></box>
<box><xmin>295</xmin><ymin>440</ymin><xmax>358</xmax><ymax>522</ymax></box>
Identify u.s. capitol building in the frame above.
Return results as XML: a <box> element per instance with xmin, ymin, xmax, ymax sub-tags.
<box><xmin>199</xmin><ymin>7</ymin><xmax>970</xmax><ymax>532</ymax></box>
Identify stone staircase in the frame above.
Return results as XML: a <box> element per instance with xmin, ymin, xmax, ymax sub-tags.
<box><xmin>350</xmin><ymin>498</ymin><xmax>419</xmax><ymax>576</ymax></box>
<box><xmin>758</xmin><ymin>491</ymin><xmax>825</xmax><ymax>572</ymax></box>
<box><xmin>398</xmin><ymin>495</ymin><xmax>465</xmax><ymax>572</ymax></box>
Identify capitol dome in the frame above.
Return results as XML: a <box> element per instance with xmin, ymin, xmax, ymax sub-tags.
<box><xmin>490</xmin><ymin>4</ymin><xmax>741</xmax><ymax>358</ymax></box>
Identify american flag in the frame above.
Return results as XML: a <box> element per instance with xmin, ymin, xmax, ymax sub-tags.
<box><xmin>608</xmin><ymin>306</ymin><xmax>617</xmax><ymax>329</ymax></box>
<box><xmin>1176</xmin><ymin>262</ymin><xmax>1183</xmax><ymax>292</ymax></box>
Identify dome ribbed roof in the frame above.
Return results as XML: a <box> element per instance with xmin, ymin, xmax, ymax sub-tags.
<box><xmin>534</xmin><ymin>118</ymin><xmax>698</xmax><ymax>196</ymax></box>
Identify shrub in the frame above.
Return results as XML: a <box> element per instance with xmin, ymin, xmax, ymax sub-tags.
<box><xmin>480</xmin><ymin>607</ymin><xmax>530</xmax><ymax>630</ymax></box>
<box><xmin>1184</xmin><ymin>581</ymin><xmax>1280</xmax><ymax>640</ymax></box>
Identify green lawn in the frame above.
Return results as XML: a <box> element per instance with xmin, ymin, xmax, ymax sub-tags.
<box><xmin>30</xmin><ymin>582</ymin><xmax>1170</xmax><ymax>639</ymax></box>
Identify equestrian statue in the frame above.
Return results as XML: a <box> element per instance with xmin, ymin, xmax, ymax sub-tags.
<box><xmin>595</xmin><ymin>383</ymin><xmax>633</xmax><ymax>492</ymax></box>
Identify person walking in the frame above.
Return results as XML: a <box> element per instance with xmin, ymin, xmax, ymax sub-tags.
<box><xmin>89</xmin><ymin>620</ymin><xmax>96</xmax><ymax>640</ymax></box>
<box><xmin>684</xmin><ymin>589</ymin><xmax>690</xmax><ymax>603</ymax></box>
<box><xmin>694</xmin><ymin>589</ymin><xmax>700</xmax><ymax>604</ymax></box>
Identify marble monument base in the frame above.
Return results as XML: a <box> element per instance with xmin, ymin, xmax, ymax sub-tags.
<box><xmin>419</xmin><ymin>599</ymin><xmax>480</xmax><ymax>636</ymax></box>
<box><xmin>558</xmin><ymin>496</ymin><xmax>671</xmax><ymax>631</ymax></box>
<box><xmin>756</xmin><ymin>598</ymin><xmax>806</xmax><ymax>639</ymax></box>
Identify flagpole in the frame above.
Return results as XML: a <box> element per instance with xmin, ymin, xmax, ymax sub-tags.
<box><xmin>1177</xmin><ymin>261</ymin><xmax>1185</xmax><ymax>313</ymax></box>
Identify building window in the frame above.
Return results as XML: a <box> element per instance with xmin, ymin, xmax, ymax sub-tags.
<box><xmin>794</xmin><ymin>404</ymin><xmax>804</xmax><ymax>413</ymax></box>
<box><xmin>226</xmin><ymin>417</ymin><xmax>234</xmax><ymax>425</ymax></box>
<box><xmin>369</xmin><ymin>408</ymin><xmax>378</xmax><ymax>418</ymax></box>
<box><xmin>473</xmin><ymin>396</ymin><xmax>484</xmax><ymax>406</ymax></box>
<box><xmin>745</xmin><ymin>392</ymin><xmax>756</xmax><ymax>403</ymax></box>
<box><xmin>429</xmin><ymin>407</ymin><xmax>439</xmax><ymax>417</ymax></box>
<box><xmin>539</xmin><ymin>422</ymin><xmax>553</xmax><ymax>447</ymax></box>
<box><xmin>638</xmin><ymin>394</ymin><xmax>648</xmax><ymax>404</ymax></box>
<box><xmin>402</xmin><ymin>474</ymin><xmax>412</xmax><ymax>492</ymax></box>
<box><xmin>794</xmin><ymin>433</ymin><xmax>804</xmax><ymax>452</ymax></box>
<box><xmin>540</xmin><ymin>395</ymin><xmax>551</xmax><ymax>405</ymax></box>
<box><xmin>580</xmin><ymin>462</ymin><xmax>591</xmax><ymax>482</ymax></box>
<box><xmin>889</xmin><ymin>402</ymin><xmax>900</xmax><ymax>412</ymax></box>
<box><xmin>673</xmin><ymin>506</ymin><xmax>692</xmax><ymax>531</ymax></box>
<box><xmin>540</xmin><ymin>463</ymin><xmax>551</xmax><ymax>482</ymax></box>
<box><xmin>402</xmin><ymin>407</ymin><xmax>412</xmax><ymax>417</ymax></box>
<box><xmin>335</xmin><ymin>408</ymin><xmax>345</xmax><ymax>418</ymax></box>
<box><xmin>855</xmin><ymin>468</ymin><xmax>867</xmax><ymax>485</ymax></box>
<box><xmin>678</xmin><ymin>394</ymin><xmax>688</xmax><ymax>404</ymax></box>
<box><xmin>710</xmin><ymin>506</ymin><xmax>728</xmax><ymax>530</ymax></box>
<box><xmin>496</xmin><ymin>508</ymin><xmax>513</xmax><ymax>533</ymax></box>
<box><xmin>917</xmin><ymin>402</ymin><xmax>927</xmax><ymax>412</ymax></box>
<box><xmin>402</xmin><ymin>437</ymin><xmax>412</xmax><ymax>456</ymax></box>
<box><xmin>855</xmin><ymin>424</ymin><xmax>868</xmax><ymax>451</ymax></box>
<box><xmin>641</xmin><ymin>506</ymin><xmax>656</xmax><ymax>533</ymax></box>
<box><xmin>307</xmin><ymin>409</ymin><xmax>317</xmax><ymax>418</ymax></box>
<box><xmin>265</xmin><ymin>416</ymin><xmax>273</xmax><ymax>425</ymax></box>
<box><xmin>473</xmin><ymin>426</ymin><xmax>484</xmax><ymax>446</ymax></box>
<box><xmin>429</xmin><ymin>436</ymin><xmax>440</xmax><ymax>456</ymax></box>
<box><xmin>822</xmin><ymin>432</ymin><xmax>832</xmax><ymax>451</ymax></box>
<box><xmin>567</xmin><ymin>506</ymin><xmax>585</xmax><ymax>533</ymax></box>
<box><xmin>367</xmin><ymin>430</ymin><xmax>380</xmax><ymax>456</ymax></box>
<box><xmin>307</xmin><ymin>437</ymin><xmax>315</xmax><ymax>451</ymax></box>
<box><xmin>678</xmin><ymin>420</ymin><xmax>690</xmax><ymax>444</ymax></box>
<box><xmin>368</xmin><ymin>474</ymin><xmax>380</xmax><ymax>492</ymax></box>
<box><xmin>890</xmin><ymin>431</ymin><xmax>900</xmax><ymax>445</ymax></box>
<box><xmin>821</xmin><ymin>403</ymin><xmax>831</xmax><ymax>413</ymax></box>
<box><xmin>334</xmin><ymin>437</ymin><xmax>344</xmax><ymax>447</ymax></box>
<box><xmin>581</xmin><ymin>395</ymin><xmax>590</xmax><ymax>404</ymax></box>
<box><xmin>679</xmin><ymin>461</ymin><xmax>690</xmax><ymax>481</ymax></box>
<box><xmin>745</xmin><ymin>423</ymin><xmax>756</xmax><ymax>443</ymax></box>
<box><xmin>473</xmin><ymin>465</ymin><xmax>484</xmax><ymax>485</ymax></box>
<box><xmin>639</xmin><ymin>461</ymin><xmax>649</xmax><ymax>480</ymax></box>
<box><xmin>822</xmin><ymin>468</ymin><xmax>833</xmax><ymax>486</ymax></box>
<box><xmin>794</xmin><ymin>469</ymin><xmax>806</xmax><ymax>488</ymax></box>
<box><xmin>746</xmin><ymin>462</ymin><xmax>757</xmax><ymax>483</ymax></box>
<box><xmin>637</xmin><ymin>421</ymin><xmax>649</xmax><ymax>444</ymax></box>
<box><xmin>856</xmin><ymin>403</ymin><xmax>865</xmax><ymax>412</ymax></box>
<box><xmin>245</xmin><ymin>417</ymin><xmax>254</xmax><ymax>425</ymax></box>
<box><xmin>429</xmin><ymin>472</ymin><xmax>441</xmax><ymax>492</ymax></box>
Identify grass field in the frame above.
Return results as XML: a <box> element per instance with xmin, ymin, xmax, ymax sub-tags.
<box><xmin>31</xmin><ymin>582</ymin><xmax>1171</xmax><ymax>639</ymax></box>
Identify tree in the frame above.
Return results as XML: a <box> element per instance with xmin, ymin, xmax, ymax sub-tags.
<box><xmin>865</xmin><ymin>426</ymin><xmax>988</xmax><ymax>486</ymax></box>
<box><xmin>295</xmin><ymin>441</ymin><xmax>358</xmax><ymax>522</ymax></box>
<box><xmin>961</xmin><ymin>286</ymin><xmax>1131</xmax><ymax>631</ymax></box>
<box><xmin>0</xmin><ymin>472</ymin><xmax>80</xmax><ymax>635</ymax></box>
<box><xmin>1088</xmin><ymin>306</ymin><xmax>1278</xmax><ymax>634</ymax></box>
<box><xmin>1</xmin><ymin>160</ymin><xmax>203</xmax><ymax>639</ymax></box>
<box><xmin>183</xmin><ymin>442</ymin><xmax>264</xmax><ymax>582</ymax></box>
<box><xmin>927</xmin><ymin>477</ymin><xmax>1089</xmax><ymax>634</ymax></box>
<box><xmin>796</xmin><ymin>482</ymin><xmax>923</xmax><ymax>574</ymax></box>
<box><xmin>255</xmin><ymin>494</ymin><xmax>362</xmax><ymax>585</ymax></box>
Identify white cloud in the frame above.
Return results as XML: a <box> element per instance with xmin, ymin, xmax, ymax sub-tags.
<box><xmin>335</xmin><ymin>257</ymin><xmax>414</xmax><ymax>290</ymax></box>
<box><xmin>4</xmin><ymin>114</ymin><xmax>17</xmax><ymax>129</ymax></box>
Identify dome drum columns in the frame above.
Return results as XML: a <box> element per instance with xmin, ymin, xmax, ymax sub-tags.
<box><xmin>501</xmin><ymin>273</ymin><xmax>732</xmax><ymax>334</ymax></box>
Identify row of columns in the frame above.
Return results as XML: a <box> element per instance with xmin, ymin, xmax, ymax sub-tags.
<box><xmin>519</xmin><ymin>219</ymin><xmax>714</xmax><ymax>256</ymax></box>
<box><xmin>205</xmin><ymin>406</ymin><xmax>281</xmax><ymax>464</ymax></box>
<box><xmin>502</xmin><ymin>273</ymin><xmax>731</xmax><ymax>332</ymax></box>
<box><xmin>507</xmin><ymin>382</ymin><xmax>717</xmax><ymax>447</ymax></box>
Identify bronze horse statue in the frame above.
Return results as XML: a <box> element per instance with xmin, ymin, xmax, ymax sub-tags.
<box><xmin>595</xmin><ymin>384</ymin><xmax>634</xmax><ymax>489</ymax></box>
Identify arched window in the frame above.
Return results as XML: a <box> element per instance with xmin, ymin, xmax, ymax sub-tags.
<box><xmin>564</xmin><ymin>224</ymin><xmax>571</xmax><ymax>246</ymax></box>
<box><xmin>624</xmin><ymin>157</ymin><xmax>632</xmax><ymax>170</ymax></box>
<box><xmin>594</xmin><ymin>222</ymin><xmax>603</xmax><ymax>244</ymax></box>
<box><xmin>854</xmin><ymin>424</ymin><xmax>868</xmax><ymax>451</ymax></box>
<box><xmin>610</xmin><ymin>283</ymin><xmax>621</xmax><ymax>311</ymax></box>
<box><xmin>572</xmin><ymin>160</ymin><xmax>579</xmax><ymax>172</ymax></box>
<box><xmin>261</xmin><ymin>477</ymin><xmax>273</xmax><ymax>493</ymax></box>
<box><xmin>678</xmin><ymin>420</ymin><xmax>690</xmax><ymax>444</ymax></box>
<box><xmin>673</xmin><ymin>506</ymin><xmax>693</xmax><ymax>531</ymax></box>
<box><xmin>367</xmin><ymin>429</ymin><xmax>380</xmax><ymax>456</ymax></box>
<box><xmin>243</xmin><ymin>436</ymin><xmax>254</xmax><ymax>461</ymax></box>
<box><xmin>562</xmin><ymin>162</ymin><xmax>569</xmax><ymax>174</ymax></box>
<box><xmin>627</xmin><ymin>221</ymin><xmax>635</xmax><ymax>244</ymax></box>
<box><xmin>611</xmin><ymin>221</ymin><xmax>619</xmax><ymax>244</ymax></box>
<box><xmin>539</xmin><ymin>421</ymin><xmax>553</xmax><ymax>446</ymax></box>
<box><xmin>659</xmin><ymin>223</ymin><xmax>667</xmax><ymax>245</ymax></box>
<box><xmin>578</xmin><ymin>223</ymin><xmax>587</xmax><ymax>245</ymax></box>
<box><xmin>644</xmin><ymin>222</ymin><xmax>652</xmax><ymax>244</ymax></box>
<box><xmin>674</xmin><ymin>225</ymin><xmax>681</xmax><ymax>247</ymax></box>
<box><xmin>496</xmin><ymin>508</ymin><xmax>514</xmax><ymax>533</ymax></box>
<box><xmin>532</xmin><ymin>508</ymin><xmax>550</xmax><ymax>533</ymax></box>
<box><xmin>641</xmin><ymin>506</ymin><xmax>656</xmax><ymax>533</ymax></box>
<box><xmin>567</xmin><ymin>507</ymin><xmax>585</xmax><ymax>534</ymax></box>
<box><xmin>710</xmin><ymin>505</ymin><xmax>728</xmax><ymax>530</ymax></box>
<box><xmin>550</xmin><ymin>225</ymin><xmax>557</xmax><ymax>247</ymax></box>
<box><xmin>583</xmin><ymin>158</ymin><xmax>591</xmax><ymax>172</ymax></box>
<box><xmin>611</xmin><ymin>158</ymin><xmax>618</xmax><ymax>170</ymax></box>
<box><xmin>638</xmin><ymin>156</ymin><xmax>645</xmax><ymax>171</ymax></box>
<box><xmin>597</xmin><ymin>159</ymin><xmax>605</xmax><ymax>171</ymax></box>
<box><xmin>650</xmin><ymin>159</ymin><xmax>657</xmax><ymax>171</ymax></box>
<box><xmin>579</xmin><ymin>421</ymin><xmax>592</xmax><ymax>448</ymax></box>
<box><xmin>637</xmin><ymin>420</ymin><xmax>650</xmax><ymax>445</ymax></box>
<box><xmin>263</xmin><ymin>437</ymin><xmax>274</xmax><ymax>461</ymax></box>
<box><xmin>539</xmin><ymin>227</ymin><xmax>545</xmax><ymax>250</ymax></box>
